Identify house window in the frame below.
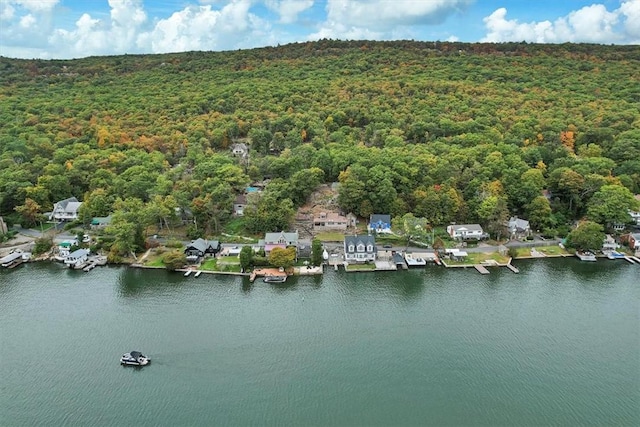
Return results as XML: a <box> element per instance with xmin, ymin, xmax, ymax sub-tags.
<box><xmin>348</xmin><ymin>245</ymin><xmax>355</xmax><ymax>252</ymax></box>
<box><xmin>357</xmin><ymin>244</ymin><xmax>364</xmax><ymax>252</ymax></box>
<box><xmin>367</xmin><ymin>245</ymin><xmax>373</xmax><ymax>252</ymax></box>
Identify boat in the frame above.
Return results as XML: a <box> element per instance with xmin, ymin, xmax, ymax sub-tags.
<box><xmin>263</xmin><ymin>275</ymin><xmax>287</xmax><ymax>283</ymax></box>
<box><xmin>576</xmin><ymin>251</ymin><xmax>597</xmax><ymax>262</ymax></box>
<box><xmin>120</xmin><ymin>351</ymin><xmax>150</xmax><ymax>366</ymax></box>
<box><xmin>606</xmin><ymin>251</ymin><xmax>626</xmax><ymax>260</ymax></box>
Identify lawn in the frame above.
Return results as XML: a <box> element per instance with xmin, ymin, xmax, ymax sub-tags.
<box><xmin>143</xmin><ymin>249</ymin><xmax>167</xmax><ymax>267</ymax></box>
<box><xmin>217</xmin><ymin>256</ymin><xmax>240</xmax><ymax>264</ymax></box>
<box><xmin>446</xmin><ymin>252</ymin><xmax>510</xmax><ymax>265</ymax></box>
<box><xmin>315</xmin><ymin>231</ymin><xmax>345</xmax><ymax>242</ymax></box>
<box><xmin>200</xmin><ymin>258</ymin><xmax>218</xmax><ymax>270</ymax></box>
<box><xmin>536</xmin><ymin>245</ymin><xmax>570</xmax><ymax>256</ymax></box>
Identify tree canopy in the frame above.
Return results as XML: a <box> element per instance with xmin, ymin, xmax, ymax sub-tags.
<box><xmin>1</xmin><ymin>40</ymin><xmax>639</xmax><ymax>244</ymax></box>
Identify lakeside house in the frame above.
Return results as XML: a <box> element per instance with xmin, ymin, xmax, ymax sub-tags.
<box><xmin>446</xmin><ymin>224</ymin><xmax>486</xmax><ymax>240</ymax></box>
<box><xmin>622</xmin><ymin>232</ymin><xmax>640</xmax><ymax>250</ymax></box>
<box><xmin>57</xmin><ymin>240</ymin><xmax>78</xmax><ymax>259</ymax></box>
<box><xmin>344</xmin><ymin>235</ymin><xmax>376</xmax><ymax>263</ymax></box>
<box><xmin>233</xmin><ymin>194</ymin><xmax>247</xmax><ymax>216</ymax></box>
<box><xmin>264</xmin><ymin>231</ymin><xmax>299</xmax><ymax>256</ymax></box>
<box><xmin>49</xmin><ymin>197</ymin><xmax>82</xmax><ymax>222</ymax></box>
<box><xmin>64</xmin><ymin>249</ymin><xmax>89</xmax><ymax>268</ymax></box>
<box><xmin>230</xmin><ymin>142</ymin><xmax>249</xmax><ymax>158</ymax></box>
<box><xmin>313</xmin><ymin>211</ymin><xmax>349</xmax><ymax>232</ymax></box>
<box><xmin>184</xmin><ymin>238</ymin><xmax>221</xmax><ymax>262</ymax></box>
<box><xmin>507</xmin><ymin>217</ymin><xmax>531</xmax><ymax>239</ymax></box>
<box><xmin>368</xmin><ymin>214</ymin><xmax>392</xmax><ymax>234</ymax></box>
<box><xmin>602</xmin><ymin>235</ymin><xmax>620</xmax><ymax>252</ymax></box>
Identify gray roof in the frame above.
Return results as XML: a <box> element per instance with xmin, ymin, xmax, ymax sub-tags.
<box><xmin>508</xmin><ymin>217</ymin><xmax>530</xmax><ymax>231</ymax></box>
<box><xmin>68</xmin><ymin>249</ymin><xmax>89</xmax><ymax>258</ymax></box>
<box><xmin>186</xmin><ymin>239</ymin><xmax>220</xmax><ymax>252</ymax></box>
<box><xmin>369</xmin><ymin>214</ymin><xmax>391</xmax><ymax>224</ymax></box>
<box><xmin>344</xmin><ymin>235</ymin><xmax>376</xmax><ymax>249</ymax></box>
<box><xmin>450</xmin><ymin>224</ymin><xmax>483</xmax><ymax>232</ymax></box>
<box><xmin>264</xmin><ymin>231</ymin><xmax>298</xmax><ymax>244</ymax></box>
<box><xmin>187</xmin><ymin>238</ymin><xmax>208</xmax><ymax>252</ymax></box>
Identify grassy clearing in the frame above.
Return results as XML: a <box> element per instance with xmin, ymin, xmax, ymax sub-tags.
<box><xmin>200</xmin><ymin>258</ymin><xmax>218</xmax><ymax>270</ymax></box>
<box><xmin>446</xmin><ymin>252</ymin><xmax>510</xmax><ymax>265</ymax></box>
<box><xmin>513</xmin><ymin>247</ymin><xmax>533</xmax><ymax>257</ymax></box>
<box><xmin>536</xmin><ymin>245</ymin><xmax>569</xmax><ymax>256</ymax></box>
<box><xmin>217</xmin><ymin>256</ymin><xmax>240</xmax><ymax>264</ymax></box>
<box><xmin>315</xmin><ymin>231</ymin><xmax>345</xmax><ymax>241</ymax></box>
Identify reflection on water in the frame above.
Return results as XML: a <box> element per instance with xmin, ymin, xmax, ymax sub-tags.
<box><xmin>1</xmin><ymin>260</ymin><xmax>638</xmax><ymax>426</ymax></box>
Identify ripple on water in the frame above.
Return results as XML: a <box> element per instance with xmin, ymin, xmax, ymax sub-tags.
<box><xmin>0</xmin><ymin>261</ymin><xmax>638</xmax><ymax>426</ymax></box>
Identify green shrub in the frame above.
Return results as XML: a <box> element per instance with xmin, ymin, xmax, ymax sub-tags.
<box><xmin>32</xmin><ymin>237</ymin><xmax>53</xmax><ymax>255</ymax></box>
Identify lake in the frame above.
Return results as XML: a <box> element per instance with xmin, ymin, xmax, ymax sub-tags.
<box><xmin>1</xmin><ymin>259</ymin><xmax>638</xmax><ymax>426</ymax></box>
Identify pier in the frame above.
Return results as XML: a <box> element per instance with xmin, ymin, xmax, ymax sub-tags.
<box><xmin>505</xmin><ymin>263</ymin><xmax>520</xmax><ymax>273</ymax></box>
<box><xmin>474</xmin><ymin>264</ymin><xmax>490</xmax><ymax>275</ymax></box>
<box><xmin>624</xmin><ymin>256</ymin><xmax>639</xmax><ymax>264</ymax></box>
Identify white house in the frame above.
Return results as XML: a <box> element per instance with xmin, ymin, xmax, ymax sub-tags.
<box><xmin>446</xmin><ymin>224</ymin><xmax>485</xmax><ymax>240</ymax></box>
<box><xmin>49</xmin><ymin>197</ymin><xmax>82</xmax><ymax>221</ymax></box>
<box><xmin>64</xmin><ymin>248</ymin><xmax>89</xmax><ymax>268</ymax></box>
<box><xmin>313</xmin><ymin>211</ymin><xmax>348</xmax><ymax>232</ymax></box>
<box><xmin>344</xmin><ymin>235</ymin><xmax>376</xmax><ymax>262</ymax></box>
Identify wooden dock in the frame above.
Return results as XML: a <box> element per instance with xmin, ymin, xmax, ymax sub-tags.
<box><xmin>194</xmin><ymin>271</ymin><xmax>202</xmax><ymax>277</ymax></box>
<box><xmin>505</xmin><ymin>263</ymin><xmax>519</xmax><ymax>273</ymax></box>
<box><xmin>624</xmin><ymin>256</ymin><xmax>639</xmax><ymax>264</ymax></box>
<box><xmin>474</xmin><ymin>264</ymin><xmax>490</xmax><ymax>275</ymax></box>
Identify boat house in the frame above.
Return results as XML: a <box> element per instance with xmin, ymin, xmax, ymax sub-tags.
<box><xmin>64</xmin><ymin>249</ymin><xmax>89</xmax><ymax>268</ymax></box>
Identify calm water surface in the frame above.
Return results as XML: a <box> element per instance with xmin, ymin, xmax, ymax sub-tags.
<box><xmin>1</xmin><ymin>259</ymin><xmax>638</xmax><ymax>426</ymax></box>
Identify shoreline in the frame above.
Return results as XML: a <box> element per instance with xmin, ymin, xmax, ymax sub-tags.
<box><xmin>3</xmin><ymin>235</ymin><xmax>638</xmax><ymax>275</ymax></box>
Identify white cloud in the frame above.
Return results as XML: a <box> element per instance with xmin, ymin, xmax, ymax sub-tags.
<box><xmin>19</xmin><ymin>13</ymin><xmax>36</xmax><ymax>29</ymax></box>
<box><xmin>310</xmin><ymin>0</ymin><xmax>472</xmax><ymax>41</ymax></box>
<box><xmin>0</xmin><ymin>3</ymin><xmax>15</xmax><ymax>21</ymax></box>
<box><xmin>265</xmin><ymin>0</ymin><xmax>314</xmax><ymax>24</ymax></box>
<box><xmin>12</xmin><ymin>0</ymin><xmax>59</xmax><ymax>13</ymax></box>
<box><xmin>137</xmin><ymin>0</ymin><xmax>265</xmax><ymax>53</ymax></box>
<box><xmin>619</xmin><ymin>0</ymin><xmax>640</xmax><ymax>39</ymax></box>
<box><xmin>481</xmin><ymin>2</ymin><xmax>639</xmax><ymax>44</ymax></box>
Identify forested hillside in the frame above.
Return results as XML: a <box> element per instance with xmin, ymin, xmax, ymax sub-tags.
<box><xmin>1</xmin><ymin>40</ymin><xmax>639</xmax><ymax>252</ymax></box>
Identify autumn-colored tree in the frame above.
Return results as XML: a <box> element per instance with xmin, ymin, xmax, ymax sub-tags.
<box><xmin>14</xmin><ymin>198</ymin><xmax>42</xmax><ymax>228</ymax></box>
<box><xmin>268</xmin><ymin>247</ymin><xmax>296</xmax><ymax>269</ymax></box>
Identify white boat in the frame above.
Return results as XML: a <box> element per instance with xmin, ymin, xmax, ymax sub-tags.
<box><xmin>120</xmin><ymin>351</ymin><xmax>150</xmax><ymax>366</ymax></box>
<box><xmin>576</xmin><ymin>251</ymin><xmax>597</xmax><ymax>262</ymax></box>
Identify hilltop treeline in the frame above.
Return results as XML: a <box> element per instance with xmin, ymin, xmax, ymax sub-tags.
<box><xmin>1</xmin><ymin>40</ymin><xmax>639</xmax><ymax>250</ymax></box>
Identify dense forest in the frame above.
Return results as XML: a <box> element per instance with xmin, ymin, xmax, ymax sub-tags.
<box><xmin>1</xmin><ymin>40</ymin><xmax>639</xmax><ymax>256</ymax></box>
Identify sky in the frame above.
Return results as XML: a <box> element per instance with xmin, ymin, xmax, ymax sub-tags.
<box><xmin>0</xmin><ymin>0</ymin><xmax>638</xmax><ymax>59</ymax></box>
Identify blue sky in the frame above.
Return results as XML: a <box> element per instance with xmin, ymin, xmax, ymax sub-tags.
<box><xmin>1</xmin><ymin>0</ymin><xmax>638</xmax><ymax>59</ymax></box>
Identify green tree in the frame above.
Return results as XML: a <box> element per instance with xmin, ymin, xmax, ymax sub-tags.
<box><xmin>477</xmin><ymin>195</ymin><xmax>509</xmax><ymax>240</ymax></box>
<box><xmin>239</xmin><ymin>246</ymin><xmax>254</xmax><ymax>271</ymax></box>
<box><xmin>244</xmin><ymin>193</ymin><xmax>294</xmax><ymax>234</ymax></box>
<box><xmin>587</xmin><ymin>184</ymin><xmax>639</xmax><ymax>229</ymax></box>
<box><xmin>565</xmin><ymin>221</ymin><xmax>605</xmax><ymax>252</ymax></box>
<box><xmin>268</xmin><ymin>246</ymin><xmax>296</xmax><ymax>269</ymax></box>
<box><xmin>311</xmin><ymin>239</ymin><xmax>323</xmax><ymax>266</ymax></box>
<box><xmin>163</xmin><ymin>250</ymin><xmax>187</xmax><ymax>271</ymax></box>
<box><xmin>526</xmin><ymin>196</ymin><xmax>553</xmax><ymax>231</ymax></box>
